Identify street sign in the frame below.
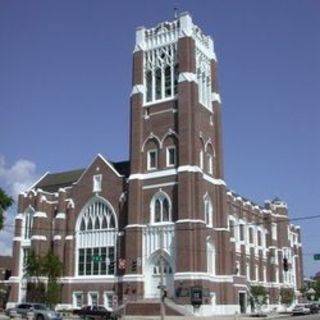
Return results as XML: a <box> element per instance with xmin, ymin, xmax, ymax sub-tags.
<box><xmin>191</xmin><ymin>287</ymin><xmax>203</xmax><ymax>306</ymax></box>
<box><xmin>314</xmin><ymin>254</ymin><xmax>320</xmax><ymax>261</ymax></box>
<box><xmin>93</xmin><ymin>255</ymin><xmax>102</xmax><ymax>262</ymax></box>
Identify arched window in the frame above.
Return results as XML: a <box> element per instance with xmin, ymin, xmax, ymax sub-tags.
<box><xmin>151</xmin><ymin>192</ymin><xmax>172</xmax><ymax>224</ymax></box>
<box><xmin>76</xmin><ymin>197</ymin><xmax>117</xmax><ymax>276</ymax></box>
<box><xmin>207</xmin><ymin>240</ymin><xmax>216</xmax><ymax>275</ymax></box>
<box><xmin>144</xmin><ymin>43</ymin><xmax>177</xmax><ymax>104</ymax></box>
<box><xmin>24</xmin><ymin>209</ymin><xmax>34</xmax><ymax>240</ymax></box>
<box><xmin>207</xmin><ymin>153</ymin><xmax>213</xmax><ymax>175</ymax></box>
<box><xmin>204</xmin><ymin>194</ymin><xmax>213</xmax><ymax>227</ymax></box>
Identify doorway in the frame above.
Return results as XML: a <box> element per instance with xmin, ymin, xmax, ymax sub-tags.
<box><xmin>239</xmin><ymin>292</ymin><xmax>247</xmax><ymax>314</ymax></box>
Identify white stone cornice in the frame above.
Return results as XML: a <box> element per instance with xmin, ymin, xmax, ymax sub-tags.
<box><xmin>121</xmin><ymin>274</ymin><xmax>145</xmax><ymax>282</ymax></box>
<box><xmin>53</xmin><ymin>235</ymin><xmax>62</xmax><ymax>241</ymax></box>
<box><xmin>129</xmin><ymin>166</ymin><xmax>227</xmax><ymax>187</ymax></box>
<box><xmin>15</xmin><ymin>213</ymin><xmax>24</xmax><ymax>220</ymax></box>
<box><xmin>125</xmin><ymin>224</ymin><xmax>147</xmax><ymax>229</ymax></box>
<box><xmin>176</xmin><ymin>219</ymin><xmax>205</xmax><ymax>224</ymax></box>
<box><xmin>33</xmin><ymin>211</ymin><xmax>47</xmax><ymax>218</ymax></box>
<box><xmin>178</xmin><ymin>72</ymin><xmax>197</xmax><ymax>83</ymax></box>
<box><xmin>65</xmin><ymin>235</ymin><xmax>74</xmax><ymax>240</ymax></box>
<box><xmin>211</xmin><ymin>92</ymin><xmax>221</xmax><ymax>104</ymax></box>
<box><xmin>55</xmin><ymin>212</ymin><xmax>66</xmax><ymax>219</ymax></box>
<box><xmin>174</xmin><ymin>272</ymin><xmax>233</xmax><ymax>283</ymax></box>
<box><xmin>131</xmin><ymin>84</ymin><xmax>145</xmax><ymax>96</ymax></box>
<box><xmin>177</xmin><ymin>165</ymin><xmax>202</xmax><ymax>173</ymax></box>
<box><xmin>31</xmin><ymin>235</ymin><xmax>47</xmax><ymax>241</ymax></box>
<box><xmin>203</xmin><ymin>174</ymin><xmax>226</xmax><ymax>186</ymax></box>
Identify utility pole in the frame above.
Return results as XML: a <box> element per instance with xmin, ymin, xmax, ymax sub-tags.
<box><xmin>159</xmin><ymin>228</ymin><xmax>166</xmax><ymax>320</ymax></box>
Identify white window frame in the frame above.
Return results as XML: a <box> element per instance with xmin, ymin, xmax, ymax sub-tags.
<box><xmin>207</xmin><ymin>153</ymin><xmax>213</xmax><ymax>175</ymax></box>
<box><xmin>204</xmin><ymin>194</ymin><xmax>213</xmax><ymax>227</ymax></box>
<box><xmin>147</xmin><ymin>149</ymin><xmax>158</xmax><ymax>171</ymax></box>
<box><xmin>88</xmin><ymin>291</ymin><xmax>99</xmax><ymax>306</ymax></box>
<box><xmin>246</xmin><ymin>262</ymin><xmax>250</xmax><ymax>280</ymax></box>
<box><xmin>271</xmin><ymin>223</ymin><xmax>277</xmax><ymax>240</ymax></box>
<box><xmin>103</xmin><ymin>291</ymin><xmax>114</xmax><ymax>311</ymax></box>
<box><xmin>73</xmin><ymin>291</ymin><xmax>84</xmax><ymax>309</ymax></box>
<box><xmin>199</xmin><ymin>150</ymin><xmax>204</xmax><ymax>170</ymax></box>
<box><xmin>144</xmin><ymin>43</ymin><xmax>178</xmax><ymax>105</ymax></box>
<box><xmin>207</xmin><ymin>241</ymin><xmax>216</xmax><ymax>275</ymax></box>
<box><xmin>150</xmin><ymin>191</ymin><xmax>172</xmax><ymax>224</ymax></box>
<box><xmin>166</xmin><ymin>146</ymin><xmax>176</xmax><ymax>167</ymax></box>
<box><xmin>93</xmin><ymin>174</ymin><xmax>102</xmax><ymax>193</ymax></box>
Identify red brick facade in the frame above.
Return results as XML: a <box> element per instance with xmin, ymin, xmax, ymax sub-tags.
<box><xmin>7</xmin><ymin>13</ymin><xmax>303</xmax><ymax>315</ymax></box>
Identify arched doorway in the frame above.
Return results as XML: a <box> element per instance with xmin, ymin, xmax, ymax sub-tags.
<box><xmin>145</xmin><ymin>251</ymin><xmax>174</xmax><ymax>299</ymax></box>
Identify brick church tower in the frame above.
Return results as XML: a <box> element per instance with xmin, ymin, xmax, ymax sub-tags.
<box><xmin>124</xmin><ymin>12</ymin><xmax>233</xmax><ymax>303</ymax></box>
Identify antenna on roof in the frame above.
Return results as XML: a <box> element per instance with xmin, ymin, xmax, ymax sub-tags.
<box><xmin>174</xmin><ymin>5</ymin><xmax>179</xmax><ymax>19</ymax></box>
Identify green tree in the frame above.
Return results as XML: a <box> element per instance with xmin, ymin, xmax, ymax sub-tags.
<box><xmin>280</xmin><ymin>288</ymin><xmax>294</xmax><ymax>306</ymax></box>
<box><xmin>25</xmin><ymin>250</ymin><xmax>63</xmax><ymax>306</ymax></box>
<box><xmin>250</xmin><ymin>285</ymin><xmax>267</xmax><ymax>312</ymax></box>
<box><xmin>0</xmin><ymin>188</ymin><xmax>14</xmax><ymax>230</ymax></box>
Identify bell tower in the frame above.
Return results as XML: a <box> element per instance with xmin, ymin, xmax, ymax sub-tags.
<box><xmin>124</xmin><ymin>12</ymin><xmax>230</xmax><ymax>300</ymax></box>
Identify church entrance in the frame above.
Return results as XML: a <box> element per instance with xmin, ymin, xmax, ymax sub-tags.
<box><xmin>145</xmin><ymin>252</ymin><xmax>174</xmax><ymax>299</ymax></box>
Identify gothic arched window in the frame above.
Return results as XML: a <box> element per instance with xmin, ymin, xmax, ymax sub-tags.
<box><xmin>207</xmin><ymin>240</ymin><xmax>216</xmax><ymax>275</ymax></box>
<box><xmin>204</xmin><ymin>194</ymin><xmax>213</xmax><ymax>227</ymax></box>
<box><xmin>144</xmin><ymin>44</ymin><xmax>177</xmax><ymax>104</ymax></box>
<box><xmin>76</xmin><ymin>198</ymin><xmax>117</xmax><ymax>276</ymax></box>
<box><xmin>151</xmin><ymin>192</ymin><xmax>172</xmax><ymax>224</ymax></box>
<box><xmin>24</xmin><ymin>208</ymin><xmax>34</xmax><ymax>240</ymax></box>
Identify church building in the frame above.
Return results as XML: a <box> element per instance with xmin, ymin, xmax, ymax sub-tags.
<box><xmin>8</xmin><ymin>13</ymin><xmax>303</xmax><ymax>315</ymax></box>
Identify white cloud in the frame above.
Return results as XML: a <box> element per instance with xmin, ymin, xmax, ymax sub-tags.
<box><xmin>0</xmin><ymin>155</ymin><xmax>39</xmax><ymax>255</ymax></box>
<box><xmin>0</xmin><ymin>155</ymin><xmax>39</xmax><ymax>200</ymax></box>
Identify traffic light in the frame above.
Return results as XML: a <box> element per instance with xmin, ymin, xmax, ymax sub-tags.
<box><xmin>283</xmin><ymin>257</ymin><xmax>289</xmax><ymax>272</ymax></box>
<box><xmin>131</xmin><ymin>259</ymin><xmax>137</xmax><ymax>272</ymax></box>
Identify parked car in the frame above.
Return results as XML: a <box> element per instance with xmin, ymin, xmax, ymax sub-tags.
<box><xmin>6</xmin><ymin>303</ymin><xmax>62</xmax><ymax>320</ymax></box>
<box><xmin>292</xmin><ymin>304</ymin><xmax>311</xmax><ymax>316</ymax></box>
<box><xmin>305</xmin><ymin>303</ymin><xmax>320</xmax><ymax>314</ymax></box>
<box><xmin>73</xmin><ymin>305</ymin><xmax>118</xmax><ymax>320</ymax></box>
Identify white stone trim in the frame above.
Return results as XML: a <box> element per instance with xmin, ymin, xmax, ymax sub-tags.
<box><xmin>60</xmin><ymin>276</ymin><xmax>118</xmax><ymax>284</ymax></box>
<box><xmin>129</xmin><ymin>168</ymin><xmax>177</xmax><ymax>180</ymax></box>
<box><xmin>53</xmin><ymin>235</ymin><xmax>62</xmax><ymax>241</ymax></box>
<box><xmin>129</xmin><ymin>167</ymin><xmax>226</xmax><ymax>186</ymax></box>
<box><xmin>31</xmin><ymin>235</ymin><xmax>47</xmax><ymax>241</ymax></box>
<box><xmin>176</xmin><ymin>219</ymin><xmax>206</xmax><ymax>224</ymax></box>
<box><xmin>121</xmin><ymin>274</ymin><xmax>145</xmax><ymax>282</ymax></box>
<box><xmin>203</xmin><ymin>174</ymin><xmax>226</xmax><ymax>186</ymax></box>
<box><xmin>131</xmin><ymin>84</ymin><xmax>145</xmax><ymax>96</ymax></box>
<box><xmin>174</xmin><ymin>272</ymin><xmax>234</xmax><ymax>283</ymax></box>
<box><xmin>125</xmin><ymin>224</ymin><xmax>146</xmax><ymax>229</ymax></box>
<box><xmin>15</xmin><ymin>213</ymin><xmax>24</xmax><ymax>220</ymax></box>
<box><xmin>33</xmin><ymin>211</ymin><xmax>47</xmax><ymax>218</ymax></box>
<box><xmin>213</xmin><ymin>227</ymin><xmax>229</xmax><ymax>231</ymax></box>
<box><xmin>13</xmin><ymin>237</ymin><xmax>22</xmax><ymax>242</ymax></box>
<box><xmin>65</xmin><ymin>235</ymin><xmax>74</xmax><ymax>240</ymax></box>
<box><xmin>26</xmin><ymin>171</ymin><xmax>50</xmax><ymax>192</ymax></box>
<box><xmin>75</xmin><ymin>154</ymin><xmax>124</xmax><ymax>184</ymax></box>
<box><xmin>142</xmin><ymin>181</ymin><xmax>178</xmax><ymax>190</ymax></box>
<box><xmin>55</xmin><ymin>212</ymin><xmax>66</xmax><ymax>219</ymax></box>
<box><xmin>178</xmin><ymin>72</ymin><xmax>197</xmax><ymax>83</ymax></box>
<box><xmin>211</xmin><ymin>92</ymin><xmax>221</xmax><ymax>103</ymax></box>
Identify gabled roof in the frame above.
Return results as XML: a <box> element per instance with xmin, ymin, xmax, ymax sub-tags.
<box><xmin>33</xmin><ymin>156</ymin><xmax>131</xmax><ymax>193</ymax></box>
<box><xmin>113</xmin><ymin>160</ymin><xmax>130</xmax><ymax>177</ymax></box>
<box><xmin>35</xmin><ymin>169</ymin><xmax>85</xmax><ymax>192</ymax></box>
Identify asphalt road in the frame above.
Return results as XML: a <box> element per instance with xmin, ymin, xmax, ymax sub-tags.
<box><xmin>281</xmin><ymin>315</ymin><xmax>320</xmax><ymax>320</ymax></box>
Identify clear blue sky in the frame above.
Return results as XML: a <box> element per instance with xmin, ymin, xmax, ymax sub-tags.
<box><xmin>0</xmin><ymin>0</ymin><xmax>319</xmax><ymax>277</ymax></box>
